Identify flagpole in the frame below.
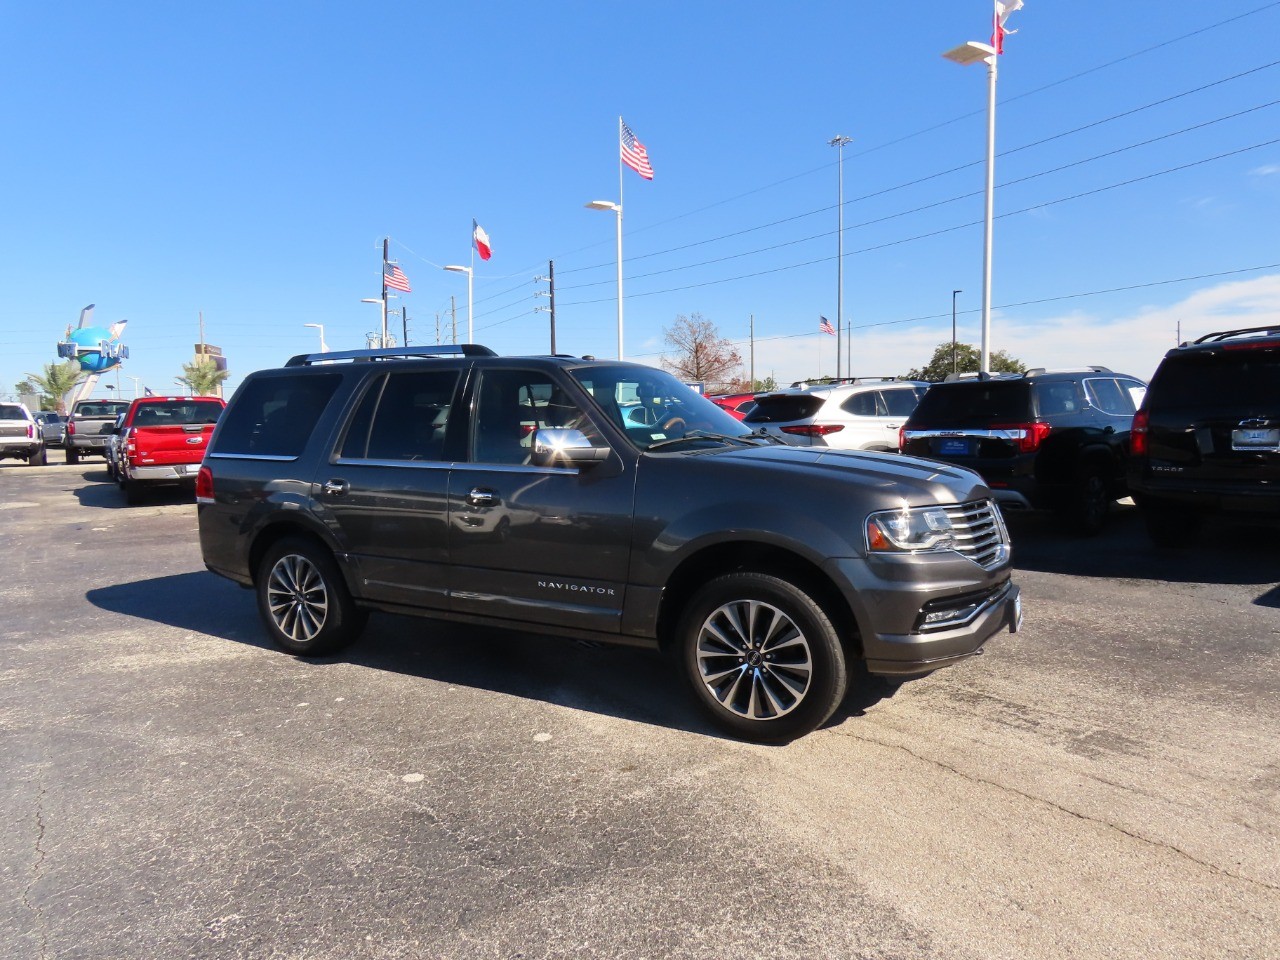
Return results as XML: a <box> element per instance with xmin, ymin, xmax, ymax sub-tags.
<box><xmin>616</xmin><ymin>115</ymin><xmax>625</xmax><ymax>361</ymax></box>
<box><xmin>381</xmin><ymin>237</ymin><xmax>389</xmax><ymax>349</ymax></box>
<box><xmin>469</xmin><ymin>229</ymin><xmax>476</xmax><ymax>344</ymax></box>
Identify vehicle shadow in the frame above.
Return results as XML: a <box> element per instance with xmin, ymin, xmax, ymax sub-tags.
<box><xmin>1006</xmin><ymin>504</ymin><xmax>1280</xmax><ymax>596</ymax></box>
<box><xmin>71</xmin><ymin>476</ymin><xmax>195</xmax><ymax>510</ymax></box>
<box><xmin>86</xmin><ymin>571</ymin><xmax>897</xmax><ymax>743</ymax></box>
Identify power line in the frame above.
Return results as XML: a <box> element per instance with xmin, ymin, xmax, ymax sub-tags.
<box><xmin>556</xmin><ymin>99</ymin><xmax>1280</xmax><ymax>293</ymax></box>
<box><xmin>559</xmin><ymin>59</ymin><xmax>1280</xmax><ymax>279</ymax></box>
<box><xmin>557</xmin><ymin>138</ymin><xmax>1280</xmax><ymax>307</ymax></box>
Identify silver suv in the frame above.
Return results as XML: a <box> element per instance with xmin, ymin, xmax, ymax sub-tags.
<box><xmin>743</xmin><ymin>378</ymin><xmax>928</xmax><ymax>450</ymax></box>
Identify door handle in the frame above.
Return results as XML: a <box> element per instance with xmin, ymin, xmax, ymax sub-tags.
<box><xmin>322</xmin><ymin>479</ymin><xmax>350</xmax><ymax>496</ymax></box>
<box><xmin>468</xmin><ymin>487</ymin><xmax>499</xmax><ymax>506</ymax></box>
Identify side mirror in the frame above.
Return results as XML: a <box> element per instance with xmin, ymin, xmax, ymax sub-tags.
<box><xmin>531</xmin><ymin>428</ymin><xmax>609</xmax><ymax>468</ymax></box>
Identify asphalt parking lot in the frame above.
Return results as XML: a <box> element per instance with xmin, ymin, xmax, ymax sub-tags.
<box><xmin>2</xmin><ymin>460</ymin><xmax>1277</xmax><ymax>960</ymax></box>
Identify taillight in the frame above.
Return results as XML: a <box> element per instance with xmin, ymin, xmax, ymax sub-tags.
<box><xmin>898</xmin><ymin>426</ymin><xmax>906</xmax><ymax>451</ymax></box>
<box><xmin>991</xmin><ymin>421</ymin><xmax>1052</xmax><ymax>453</ymax></box>
<box><xmin>780</xmin><ymin>424</ymin><xmax>845</xmax><ymax>437</ymax></box>
<box><xmin>27</xmin><ymin>424</ymin><xmax>35</xmax><ymax>439</ymax></box>
<box><xmin>195</xmin><ymin>466</ymin><xmax>214</xmax><ymax>502</ymax></box>
<box><xmin>1131</xmin><ymin>409</ymin><xmax>1149</xmax><ymax>457</ymax></box>
<box><xmin>66</xmin><ymin>421</ymin><xmax>76</xmax><ymax>435</ymax></box>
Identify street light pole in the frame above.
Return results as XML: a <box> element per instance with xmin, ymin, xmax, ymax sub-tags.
<box><xmin>303</xmin><ymin>323</ymin><xmax>327</xmax><ymax>353</ymax></box>
<box><xmin>951</xmin><ymin>289</ymin><xmax>962</xmax><ymax>376</ymax></box>
<box><xmin>586</xmin><ymin>200</ymin><xmax>624</xmax><ymax>360</ymax></box>
<box><xmin>442</xmin><ymin>265</ymin><xmax>474</xmax><ymax>343</ymax></box>
<box><xmin>829</xmin><ymin>135</ymin><xmax>852</xmax><ymax>380</ymax></box>
<box><xmin>943</xmin><ymin>39</ymin><xmax>1000</xmax><ymax>374</ymax></box>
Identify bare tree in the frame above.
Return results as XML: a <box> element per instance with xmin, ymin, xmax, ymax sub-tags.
<box><xmin>660</xmin><ymin>313</ymin><xmax>742</xmax><ymax>390</ymax></box>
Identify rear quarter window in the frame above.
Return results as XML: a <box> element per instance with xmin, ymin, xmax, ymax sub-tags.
<box><xmin>0</xmin><ymin>404</ymin><xmax>28</xmax><ymax>420</ymax></box>
<box><xmin>214</xmin><ymin>374</ymin><xmax>342</xmax><ymax>457</ymax></box>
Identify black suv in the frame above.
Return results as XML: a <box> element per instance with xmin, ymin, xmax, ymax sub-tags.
<box><xmin>197</xmin><ymin>346</ymin><xmax>1021</xmax><ymax>742</ymax></box>
<box><xmin>1128</xmin><ymin>325</ymin><xmax>1280</xmax><ymax>547</ymax></box>
<box><xmin>899</xmin><ymin>367</ymin><xmax>1148</xmax><ymax>535</ymax></box>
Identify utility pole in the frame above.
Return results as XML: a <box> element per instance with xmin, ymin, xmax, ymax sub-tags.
<box><xmin>952</xmin><ymin>289</ymin><xmax>963</xmax><ymax>376</ymax></box>
<box><xmin>829</xmin><ymin>134</ymin><xmax>853</xmax><ymax>381</ymax></box>
<box><xmin>402</xmin><ymin>307</ymin><xmax>409</xmax><ymax>347</ymax></box>
<box><xmin>451</xmin><ymin>296</ymin><xmax>457</xmax><ymax>345</ymax></box>
<box><xmin>535</xmin><ymin>260</ymin><xmax>557</xmax><ymax>354</ymax></box>
<box><xmin>435</xmin><ymin>312</ymin><xmax>442</xmax><ymax>345</ymax></box>
<box><xmin>749</xmin><ymin>314</ymin><xmax>755</xmax><ymax>388</ymax></box>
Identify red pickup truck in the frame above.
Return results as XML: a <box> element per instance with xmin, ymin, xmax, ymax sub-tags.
<box><xmin>117</xmin><ymin>395</ymin><xmax>226</xmax><ymax>504</ymax></box>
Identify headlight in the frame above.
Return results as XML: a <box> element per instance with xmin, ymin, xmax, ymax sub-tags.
<box><xmin>866</xmin><ymin>503</ymin><xmax>956</xmax><ymax>553</ymax></box>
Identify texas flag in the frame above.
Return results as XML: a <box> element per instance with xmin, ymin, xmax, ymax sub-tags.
<box><xmin>473</xmin><ymin>220</ymin><xmax>492</xmax><ymax>261</ymax></box>
<box><xmin>993</xmin><ymin>0</ymin><xmax>1023</xmax><ymax>54</ymax></box>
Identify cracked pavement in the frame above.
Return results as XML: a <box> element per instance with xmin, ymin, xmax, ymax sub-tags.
<box><xmin>1</xmin><ymin>461</ymin><xmax>1277</xmax><ymax>959</ymax></box>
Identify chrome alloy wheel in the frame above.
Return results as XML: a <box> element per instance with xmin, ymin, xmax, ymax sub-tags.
<box><xmin>266</xmin><ymin>553</ymin><xmax>330</xmax><ymax>643</ymax></box>
<box><xmin>695</xmin><ymin>599</ymin><xmax>813</xmax><ymax>721</ymax></box>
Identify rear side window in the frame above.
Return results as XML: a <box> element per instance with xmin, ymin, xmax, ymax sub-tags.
<box><xmin>1149</xmin><ymin>351</ymin><xmax>1280</xmax><ymax>408</ymax></box>
<box><xmin>743</xmin><ymin>395</ymin><xmax>825</xmax><ymax>424</ymax></box>
<box><xmin>1083</xmin><ymin>378</ymin><xmax>1140</xmax><ymax>416</ymax></box>
<box><xmin>75</xmin><ymin>401</ymin><xmax>131</xmax><ymax>417</ymax></box>
<box><xmin>214</xmin><ymin>374</ymin><xmax>342</xmax><ymax>457</ymax></box>
<box><xmin>907</xmin><ymin>381</ymin><xmax>1031</xmax><ymax>426</ymax></box>
<box><xmin>881</xmin><ymin>387</ymin><xmax>926</xmax><ymax>416</ymax></box>
<box><xmin>339</xmin><ymin>370</ymin><xmax>460</xmax><ymax>462</ymax></box>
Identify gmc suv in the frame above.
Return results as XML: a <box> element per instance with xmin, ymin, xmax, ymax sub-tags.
<box><xmin>197</xmin><ymin>346</ymin><xmax>1021</xmax><ymax>743</ymax></box>
<box><xmin>1129</xmin><ymin>325</ymin><xmax>1280</xmax><ymax>546</ymax></box>
<box><xmin>899</xmin><ymin>367</ymin><xmax>1147</xmax><ymax>535</ymax></box>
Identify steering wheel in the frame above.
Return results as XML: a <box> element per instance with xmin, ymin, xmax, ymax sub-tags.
<box><xmin>660</xmin><ymin>416</ymin><xmax>686</xmax><ymax>434</ymax></box>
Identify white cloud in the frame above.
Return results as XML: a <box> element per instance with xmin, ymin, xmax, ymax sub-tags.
<box><xmin>1250</xmin><ymin>164</ymin><xmax>1280</xmax><ymax>177</ymax></box>
<box><xmin>730</xmin><ymin>274</ymin><xmax>1280</xmax><ymax>386</ymax></box>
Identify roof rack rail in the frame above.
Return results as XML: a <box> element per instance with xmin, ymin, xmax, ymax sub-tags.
<box><xmin>942</xmin><ymin>370</ymin><xmax>1024</xmax><ymax>382</ymax></box>
<box><xmin>1022</xmin><ymin>365</ymin><xmax>1112</xmax><ymax>376</ymax></box>
<box><xmin>1192</xmin><ymin>325</ymin><xmax>1280</xmax><ymax>344</ymax></box>
<box><xmin>788</xmin><ymin>375</ymin><xmax>906</xmax><ymax>388</ymax></box>
<box><xmin>285</xmin><ymin>344</ymin><xmax>497</xmax><ymax>366</ymax></box>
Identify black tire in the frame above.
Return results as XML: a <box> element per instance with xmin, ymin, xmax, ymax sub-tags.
<box><xmin>1066</xmin><ymin>466</ymin><xmax>1109</xmax><ymax>536</ymax></box>
<box><xmin>255</xmin><ymin>538</ymin><xmax>368</xmax><ymax>657</ymax></box>
<box><xmin>65</xmin><ymin>447</ymin><xmax>79</xmax><ymax>464</ymax></box>
<box><xmin>675</xmin><ymin>572</ymin><xmax>848</xmax><ymax>743</ymax></box>
<box><xmin>123</xmin><ymin>479</ymin><xmax>145</xmax><ymax>505</ymax></box>
<box><xmin>1141</xmin><ymin>498</ymin><xmax>1201</xmax><ymax>548</ymax></box>
<box><xmin>29</xmin><ymin>446</ymin><xmax>46</xmax><ymax>467</ymax></box>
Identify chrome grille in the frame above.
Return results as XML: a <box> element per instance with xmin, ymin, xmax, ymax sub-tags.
<box><xmin>943</xmin><ymin>499</ymin><xmax>1009</xmax><ymax>570</ymax></box>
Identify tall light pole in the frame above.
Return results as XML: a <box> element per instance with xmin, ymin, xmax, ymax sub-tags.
<box><xmin>951</xmin><ymin>289</ymin><xmax>963</xmax><ymax>376</ymax></box>
<box><xmin>943</xmin><ymin>39</ymin><xmax>999</xmax><ymax>374</ymax></box>
<box><xmin>829</xmin><ymin>135</ymin><xmax>852</xmax><ymax>380</ymax></box>
<box><xmin>303</xmin><ymin>323</ymin><xmax>328</xmax><ymax>353</ymax></box>
<box><xmin>442</xmin><ymin>265</ymin><xmax>474</xmax><ymax>343</ymax></box>
<box><xmin>585</xmin><ymin>199</ymin><xmax>624</xmax><ymax>360</ymax></box>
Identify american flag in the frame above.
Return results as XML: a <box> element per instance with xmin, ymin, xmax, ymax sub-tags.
<box><xmin>819</xmin><ymin>316</ymin><xmax>836</xmax><ymax>336</ymax></box>
<box><xmin>384</xmin><ymin>262</ymin><xmax>412</xmax><ymax>293</ymax></box>
<box><xmin>620</xmin><ymin>120</ymin><xmax>654</xmax><ymax>181</ymax></box>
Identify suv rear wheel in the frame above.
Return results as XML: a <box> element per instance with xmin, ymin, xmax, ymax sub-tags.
<box><xmin>256</xmin><ymin>538</ymin><xmax>369</xmax><ymax>656</ymax></box>
<box><xmin>676</xmin><ymin>573</ymin><xmax>848</xmax><ymax>743</ymax></box>
<box><xmin>1067</xmin><ymin>465</ymin><xmax>1109</xmax><ymax>536</ymax></box>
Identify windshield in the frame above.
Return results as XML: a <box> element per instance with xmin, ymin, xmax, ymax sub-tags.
<box><xmin>570</xmin><ymin>365</ymin><xmax>755</xmax><ymax>451</ymax></box>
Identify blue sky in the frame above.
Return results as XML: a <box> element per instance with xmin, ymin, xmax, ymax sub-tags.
<box><xmin>2</xmin><ymin>1</ymin><xmax>1278</xmax><ymax>400</ymax></box>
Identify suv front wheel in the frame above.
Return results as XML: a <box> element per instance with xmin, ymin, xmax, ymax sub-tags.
<box><xmin>256</xmin><ymin>538</ymin><xmax>369</xmax><ymax>656</ymax></box>
<box><xmin>676</xmin><ymin>573</ymin><xmax>848</xmax><ymax>743</ymax></box>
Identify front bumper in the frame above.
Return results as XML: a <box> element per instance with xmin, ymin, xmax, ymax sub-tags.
<box><xmin>826</xmin><ymin>552</ymin><xmax>1022</xmax><ymax>677</ymax></box>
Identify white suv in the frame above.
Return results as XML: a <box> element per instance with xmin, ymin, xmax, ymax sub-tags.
<box><xmin>742</xmin><ymin>378</ymin><xmax>928</xmax><ymax>451</ymax></box>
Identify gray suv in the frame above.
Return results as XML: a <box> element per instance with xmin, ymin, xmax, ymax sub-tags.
<box><xmin>197</xmin><ymin>346</ymin><xmax>1021</xmax><ymax>742</ymax></box>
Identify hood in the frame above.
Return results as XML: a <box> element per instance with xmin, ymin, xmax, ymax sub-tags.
<box><xmin>694</xmin><ymin>443</ymin><xmax>992</xmax><ymax>505</ymax></box>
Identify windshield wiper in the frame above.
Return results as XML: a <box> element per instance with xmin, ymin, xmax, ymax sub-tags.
<box><xmin>646</xmin><ymin>431</ymin><xmax>760</xmax><ymax>451</ymax></box>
